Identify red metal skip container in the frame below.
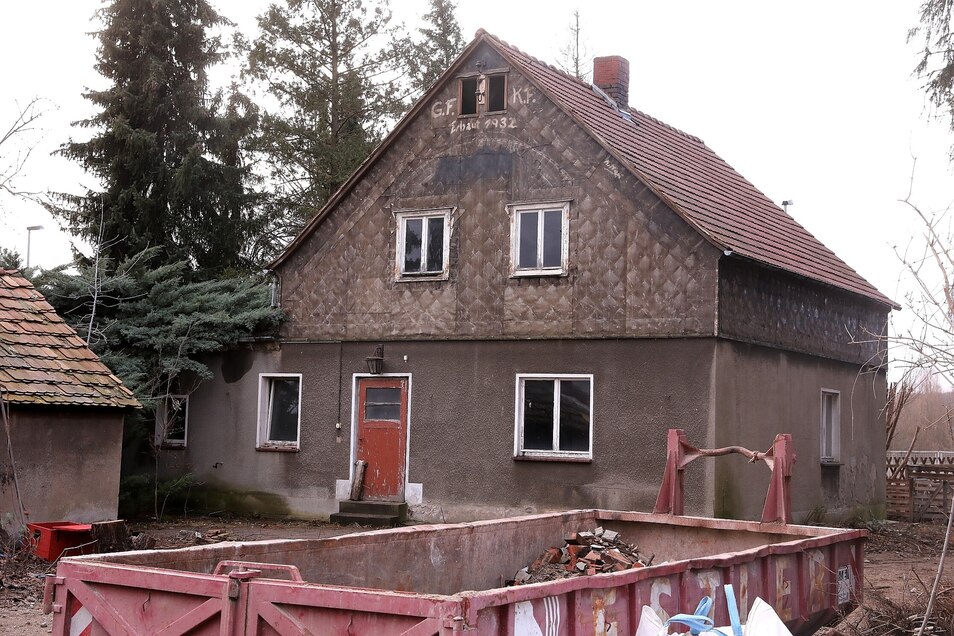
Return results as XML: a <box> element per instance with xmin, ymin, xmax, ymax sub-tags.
<box><xmin>27</xmin><ymin>522</ymin><xmax>94</xmax><ymax>561</ymax></box>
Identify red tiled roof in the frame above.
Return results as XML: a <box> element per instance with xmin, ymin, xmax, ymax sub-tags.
<box><xmin>485</xmin><ymin>32</ymin><xmax>895</xmax><ymax>308</ymax></box>
<box><xmin>271</xmin><ymin>31</ymin><xmax>894</xmax><ymax>309</ymax></box>
<box><xmin>0</xmin><ymin>270</ymin><xmax>139</xmax><ymax>408</ymax></box>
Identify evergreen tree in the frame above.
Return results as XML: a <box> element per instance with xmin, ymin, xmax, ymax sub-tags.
<box><xmin>912</xmin><ymin>0</ymin><xmax>954</xmax><ymax>157</ymax></box>
<box><xmin>408</xmin><ymin>0</ymin><xmax>464</xmax><ymax>95</ymax></box>
<box><xmin>241</xmin><ymin>0</ymin><xmax>412</xmax><ymax>229</ymax></box>
<box><xmin>49</xmin><ymin>0</ymin><xmax>268</xmax><ymax>274</ymax></box>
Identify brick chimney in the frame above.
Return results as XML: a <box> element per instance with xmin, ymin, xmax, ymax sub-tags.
<box><xmin>593</xmin><ymin>56</ymin><xmax>630</xmax><ymax>109</ymax></box>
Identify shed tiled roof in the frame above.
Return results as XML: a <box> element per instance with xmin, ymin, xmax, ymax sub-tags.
<box><xmin>0</xmin><ymin>270</ymin><xmax>139</xmax><ymax>408</ymax></box>
<box><xmin>485</xmin><ymin>32</ymin><xmax>894</xmax><ymax>308</ymax></box>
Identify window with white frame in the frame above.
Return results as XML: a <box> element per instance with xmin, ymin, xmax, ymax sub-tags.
<box><xmin>157</xmin><ymin>394</ymin><xmax>188</xmax><ymax>447</ymax></box>
<box><xmin>515</xmin><ymin>374</ymin><xmax>593</xmax><ymax>459</ymax></box>
<box><xmin>257</xmin><ymin>374</ymin><xmax>302</xmax><ymax>449</ymax></box>
<box><xmin>395</xmin><ymin>209</ymin><xmax>452</xmax><ymax>279</ymax></box>
<box><xmin>510</xmin><ymin>202</ymin><xmax>570</xmax><ymax>276</ymax></box>
<box><xmin>820</xmin><ymin>389</ymin><xmax>840</xmax><ymax>463</ymax></box>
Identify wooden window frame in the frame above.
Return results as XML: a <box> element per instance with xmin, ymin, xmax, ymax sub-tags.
<box><xmin>513</xmin><ymin>373</ymin><xmax>594</xmax><ymax>461</ymax></box>
<box><xmin>394</xmin><ymin>208</ymin><xmax>453</xmax><ymax>281</ymax></box>
<box><xmin>257</xmin><ymin>373</ymin><xmax>302</xmax><ymax>451</ymax></box>
<box><xmin>508</xmin><ymin>201</ymin><xmax>571</xmax><ymax>277</ymax></box>
<box><xmin>457</xmin><ymin>70</ymin><xmax>509</xmax><ymax>117</ymax></box>
<box><xmin>156</xmin><ymin>394</ymin><xmax>189</xmax><ymax>449</ymax></box>
<box><xmin>820</xmin><ymin>388</ymin><xmax>841</xmax><ymax>464</ymax></box>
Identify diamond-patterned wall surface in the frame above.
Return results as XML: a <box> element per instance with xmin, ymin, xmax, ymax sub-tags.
<box><xmin>719</xmin><ymin>257</ymin><xmax>888</xmax><ymax>366</ymax></box>
<box><xmin>277</xmin><ymin>42</ymin><xmax>720</xmax><ymax>342</ymax></box>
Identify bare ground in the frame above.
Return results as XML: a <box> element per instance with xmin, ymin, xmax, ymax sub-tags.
<box><xmin>1</xmin><ymin>517</ymin><xmax>951</xmax><ymax>635</ymax></box>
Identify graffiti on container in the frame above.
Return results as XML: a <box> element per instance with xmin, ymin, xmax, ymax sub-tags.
<box><xmin>738</xmin><ymin>566</ymin><xmax>750</xmax><ymax>619</ymax></box>
<box><xmin>774</xmin><ymin>555</ymin><xmax>794</xmax><ymax>621</ymax></box>
<box><xmin>592</xmin><ymin>589</ymin><xmax>619</xmax><ymax>636</ymax></box>
<box><xmin>695</xmin><ymin>570</ymin><xmax>720</xmax><ymax>600</ymax></box>
<box><xmin>837</xmin><ymin>566</ymin><xmax>852</xmax><ymax>605</ymax></box>
<box><xmin>650</xmin><ymin>578</ymin><xmax>672</xmax><ymax>622</ymax></box>
<box><xmin>514</xmin><ymin>596</ymin><xmax>560</xmax><ymax>636</ymax></box>
<box><xmin>808</xmin><ymin>549</ymin><xmax>827</xmax><ymax>611</ymax></box>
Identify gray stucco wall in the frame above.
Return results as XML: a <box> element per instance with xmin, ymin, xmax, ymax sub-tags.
<box><xmin>713</xmin><ymin>339</ymin><xmax>886</xmax><ymax>523</ymax></box>
<box><xmin>181</xmin><ymin>338</ymin><xmax>716</xmax><ymax>521</ymax></box>
<box><xmin>0</xmin><ymin>408</ymin><xmax>124</xmax><ymax>538</ymax></box>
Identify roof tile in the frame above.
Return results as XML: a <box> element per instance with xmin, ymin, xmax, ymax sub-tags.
<box><xmin>0</xmin><ymin>269</ymin><xmax>140</xmax><ymax>409</ymax></box>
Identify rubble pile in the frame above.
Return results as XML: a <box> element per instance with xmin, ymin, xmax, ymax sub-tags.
<box><xmin>509</xmin><ymin>526</ymin><xmax>653</xmax><ymax>585</ymax></box>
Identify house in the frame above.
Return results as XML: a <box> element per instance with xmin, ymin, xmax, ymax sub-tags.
<box><xmin>176</xmin><ymin>31</ymin><xmax>894</xmax><ymax>523</ymax></box>
<box><xmin>0</xmin><ymin>270</ymin><xmax>139</xmax><ymax>538</ymax></box>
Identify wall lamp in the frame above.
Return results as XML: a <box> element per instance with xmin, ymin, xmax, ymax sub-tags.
<box><xmin>365</xmin><ymin>344</ymin><xmax>384</xmax><ymax>375</ymax></box>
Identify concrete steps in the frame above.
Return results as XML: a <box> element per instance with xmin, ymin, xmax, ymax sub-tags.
<box><xmin>330</xmin><ymin>500</ymin><xmax>407</xmax><ymax>527</ymax></box>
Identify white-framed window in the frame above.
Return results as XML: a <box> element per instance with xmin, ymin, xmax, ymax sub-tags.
<box><xmin>395</xmin><ymin>208</ymin><xmax>452</xmax><ymax>280</ymax></box>
<box><xmin>509</xmin><ymin>201</ymin><xmax>570</xmax><ymax>276</ymax></box>
<box><xmin>257</xmin><ymin>373</ymin><xmax>302</xmax><ymax>450</ymax></box>
<box><xmin>514</xmin><ymin>374</ymin><xmax>593</xmax><ymax>460</ymax></box>
<box><xmin>820</xmin><ymin>389</ymin><xmax>840</xmax><ymax>463</ymax></box>
<box><xmin>156</xmin><ymin>394</ymin><xmax>188</xmax><ymax>448</ymax></box>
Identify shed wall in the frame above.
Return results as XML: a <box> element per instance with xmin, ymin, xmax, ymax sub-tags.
<box><xmin>0</xmin><ymin>409</ymin><xmax>124</xmax><ymax>538</ymax></box>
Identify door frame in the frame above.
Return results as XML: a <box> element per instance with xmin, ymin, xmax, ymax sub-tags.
<box><xmin>349</xmin><ymin>373</ymin><xmax>412</xmax><ymax>499</ymax></box>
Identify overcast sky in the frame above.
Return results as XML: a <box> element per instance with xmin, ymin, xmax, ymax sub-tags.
<box><xmin>1</xmin><ymin>1</ymin><xmax>952</xmax><ymax>359</ymax></box>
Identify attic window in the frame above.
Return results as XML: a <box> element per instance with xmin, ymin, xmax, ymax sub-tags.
<box><xmin>459</xmin><ymin>73</ymin><xmax>507</xmax><ymax>116</ymax></box>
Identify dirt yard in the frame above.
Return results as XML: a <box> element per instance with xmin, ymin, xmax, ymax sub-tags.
<box><xmin>1</xmin><ymin>518</ymin><xmax>951</xmax><ymax>635</ymax></box>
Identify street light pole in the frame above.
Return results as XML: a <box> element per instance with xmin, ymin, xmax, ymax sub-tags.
<box><xmin>26</xmin><ymin>224</ymin><xmax>43</xmax><ymax>268</ymax></box>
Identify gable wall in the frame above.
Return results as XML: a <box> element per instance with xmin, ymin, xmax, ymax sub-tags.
<box><xmin>276</xmin><ymin>43</ymin><xmax>719</xmax><ymax>341</ymax></box>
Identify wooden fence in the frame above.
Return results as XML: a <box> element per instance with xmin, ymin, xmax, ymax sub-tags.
<box><xmin>886</xmin><ymin>451</ymin><xmax>954</xmax><ymax>521</ymax></box>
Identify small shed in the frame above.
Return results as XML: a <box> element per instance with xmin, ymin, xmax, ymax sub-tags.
<box><xmin>0</xmin><ymin>270</ymin><xmax>139</xmax><ymax>539</ymax></box>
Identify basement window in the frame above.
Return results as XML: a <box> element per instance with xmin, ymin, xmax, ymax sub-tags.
<box><xmin>820</xmin><ymin>389</ymin><xmax>840</xmax><ymax>464</ymax></box>
<box><xmin>257</xmin><ymin>374</ymin><xmax>302</xmax><ymax>450</ymax></box>
<box><xmin>395</xmin><ymin>208</ymin><xmax>452</xmax><ymax>280</ymax></box>
<box><xmin>515</xmin><ymin>374</ymin><xmax>593</xmax><ymax>460</ymax></box>
<box><xmin>156</xmin><ymin>395</ymin><xmax>188</xmax><ymax>448</ymax></box>
<box><xmin>509</xmin><ymin>201</ymin><xmax>570</xmax><ymax>276</ymax></box>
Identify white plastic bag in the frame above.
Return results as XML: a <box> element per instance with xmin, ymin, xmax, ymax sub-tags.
<box><xmin>634</xmin><ymin>585</ymin><xmax>793</xmax><ymax>636</ymax></box>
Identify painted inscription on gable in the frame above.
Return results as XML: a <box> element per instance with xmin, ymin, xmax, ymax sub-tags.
<box><xmin>450</xmin><ymin>116</ymin><xmax>518</xmax><ymax>134</ymax></box>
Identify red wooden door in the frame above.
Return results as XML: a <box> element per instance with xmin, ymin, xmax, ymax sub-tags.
<box><xmin>355</xmin><ymin>377</ymin><xmax>408</xmax><ymax>501</ymax></box>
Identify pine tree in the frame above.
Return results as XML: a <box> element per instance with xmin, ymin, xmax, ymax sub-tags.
<box><xmin>409</xmin><ymin>0</ymin><xmax>465</xmax><ymax>95</ymax></box>
<box><xmin>49</xmin><ymin>0</ymin><xmax>267</xmax><ymax>274</ymax></box>
<box><xmin>241</xmin><ymin>0</ymin><xmax>412</xmax><ymax>229</ymax></box>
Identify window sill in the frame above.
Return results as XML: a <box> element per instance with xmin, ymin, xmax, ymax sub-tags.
<box><xmin>159</xmin><ymin>444</ymin><xmax>187</xmax><ymax>451</ymax></box>
<box><xmin>510</xmin><ymin>269</ymin><xmax>567</xmax><ymax>278</ymax></box>
<box><xmin>514</xmin><ymin>454</ymin><xmax>592</xmax><ymax>464</ymax></box>
<box><xmin>256</xmin><ymin>445</ymin><xmax>300</xmax><ymax>453</ymax></box>
<box><xmin>821</xmin><ymin>460</ymin><xmax>842</xmax><ymax>467</ymax></box>
<box><xmin>397</xmin><ymin>273</ymin><xmax>448</xmax><ymax>282</ymax></box>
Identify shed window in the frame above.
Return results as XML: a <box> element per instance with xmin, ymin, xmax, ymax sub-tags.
<box><xmin>515</xmin><ymin>374</ymin><xmax>593</xmax><ymax>460</ymax></box>
<box><xmin>258</xmin><ymin>374</ymin><xmax>302</xmax><ymax>450</ymax></box>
